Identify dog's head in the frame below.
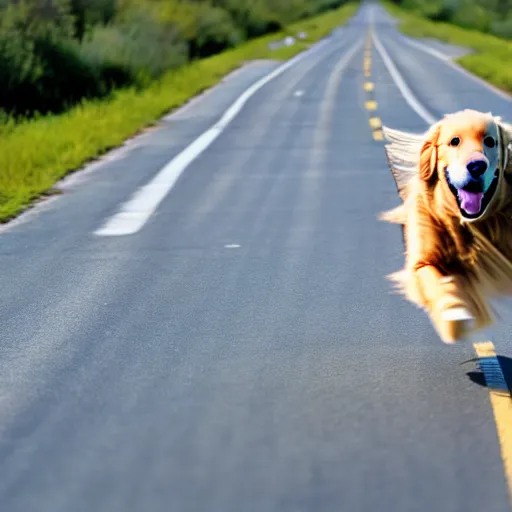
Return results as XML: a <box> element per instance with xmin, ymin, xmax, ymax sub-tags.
<box><xmin>419</xmin><ymin>109</ymin><xmax>511</xmax><ymax>222</ymax></box>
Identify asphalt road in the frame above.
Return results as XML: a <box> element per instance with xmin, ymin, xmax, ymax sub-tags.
<box><xmin>0</xmin><ymin>2</ymin><xmax>511</xmax><ymax>511</ymax></box>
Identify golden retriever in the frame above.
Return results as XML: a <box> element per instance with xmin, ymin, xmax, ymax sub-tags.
<box><xmin>380</xmin><ymin>109</ymin><xmax>512</xmax><ymax>344</ymax></box>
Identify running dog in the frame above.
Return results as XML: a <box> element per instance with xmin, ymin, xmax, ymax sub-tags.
<box><xmin>380</xmin><ymin>109</ymin><xmax>512</xmax><ymax>344</ymax></box>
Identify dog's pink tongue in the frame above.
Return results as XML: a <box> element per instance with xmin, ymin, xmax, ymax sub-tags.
<box><xmin>458</xmin><ymin>190</ymin><xmax>483</xmax><ymax>215</ymax></box>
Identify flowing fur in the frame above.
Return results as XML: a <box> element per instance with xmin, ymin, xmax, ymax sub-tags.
<box><xmin>380</xmin><ymin>109</ymin><xmax>512</xmax><ymax>343</ymax></box>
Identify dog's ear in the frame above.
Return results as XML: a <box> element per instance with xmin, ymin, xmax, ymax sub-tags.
<box><xmin>495</xmin><ymin>118</ymin><xmax>512</xmax><ymax>184</ymax></box>
<box><xmin>419</xmin><ymin>122</ymin><xmax>441</xmax><ymax>184</ymax></box>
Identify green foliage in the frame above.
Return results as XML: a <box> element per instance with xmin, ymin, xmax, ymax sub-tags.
<box><xmin>70</xmin><ymin>0</ymin><xmax>117</xmax><ymax>41</ymax></box>
<box><xmin>391</xmin><ymin>0</ymin><xmax>512</xmax><ymax>37</ymax></box>
<box><xmin>191</xmin><ymin>6</ymin><xmax>242</xmax><ymax>58</ymax></box>
<box><xmin>491</xmin><ymin>17</ymin><xmax>512</xmax><ymax>38</ymax></box>
<box><xmin>0</xmin><ymin>1</ymin><xmax>108</xmax><ymax>116</ymax></box>
<box><xmin>0</xmin><ymin>0</ymin><xmax>353</xmax><ymax>116</ymax></box>
<box><xmin>212</xmin><ymin>0</ymin><xmax>282</xmax><ymax>38</ymax></box>
<box><xmin>80</xmin><ymin>6</ymin><xmax>188</xmax><ymax>86</ymax></box>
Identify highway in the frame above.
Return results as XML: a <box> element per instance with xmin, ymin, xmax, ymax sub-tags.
<box><xmin>0</xmin><ymin>2</ymin><xmax>511</xmax><ymax>511</ymax></box>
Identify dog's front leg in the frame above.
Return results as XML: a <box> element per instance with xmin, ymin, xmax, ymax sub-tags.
<box><xmin>416</xmin><ymin>266</ymin><xmax>475</xmax><ymax>344</ymax></box>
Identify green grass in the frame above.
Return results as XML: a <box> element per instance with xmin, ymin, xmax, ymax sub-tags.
<box><xmin>0</xmin><ymin>2</ymin><xmax>358</xmax><ymax>223</ymax></box>
<box><xmin>382</xmin><ymin>2</ymin><xmax>512</xmax><ymax>94</ymax></box>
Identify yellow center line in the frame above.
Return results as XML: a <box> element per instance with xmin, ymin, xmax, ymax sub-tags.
<box><xmin>365</xmin><ymin>100</ymin><xmax>377</xmax><ymax>111</ymax></box>
<box><xmin>373</xmin><ymin>130</ymin><xmax>383</xmax><ymax>141</ymax></box>
<box><xmin>369</xmin><ymin>117</ymin><xmax>381</xmax><ymax>129</ymax></box>
<box><xmin>473</xmin><ymin>342</ymin><xmax>512</xmax><ymax>502</ymax></box>
<box><xmin>363</xmin><ymin>31</ymin><xmax>381</xmax><ymax>143</ymax></box>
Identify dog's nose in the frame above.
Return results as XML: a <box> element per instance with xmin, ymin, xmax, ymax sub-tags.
<box><xmin>467</xmin><ymin>160</ymin><xmax>488</xmax><ymax>178</ymax></box>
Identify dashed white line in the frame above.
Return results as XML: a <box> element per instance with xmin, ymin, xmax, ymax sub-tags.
<box><xmin>398</xmin><ymin>36</ymin><xmax>451</xmax><ymax>62</ymax></box>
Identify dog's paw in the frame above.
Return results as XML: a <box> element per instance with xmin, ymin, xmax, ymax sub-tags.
<box><xmin>439</xmin><ymin>306</ymin><xmax>475</xmax><ymax>344</ymax></box>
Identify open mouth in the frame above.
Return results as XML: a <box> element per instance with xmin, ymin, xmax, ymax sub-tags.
<box><xmin>445</xmin><ymin>169</ymin><xmax>499</xmax><ymax>220</ymax></box>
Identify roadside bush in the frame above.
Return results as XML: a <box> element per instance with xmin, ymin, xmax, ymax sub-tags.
<box><xmin>0</xmin><ymin>0</ymin><xmax>354</xmax><ymax>117</ymax></box>
<box><xmin>0</xmin><ymin>1</ymin><xmax>106</xmax><ymax>116</ymax></box>
<box><xmin>191</xmin><ymin>6</ymin><xmax>242</xmax><ymax>58</ymax></box>
<box><xmin>69</xmin><ymin>0</ymin><xmax>117</xmax><ymax>41</ymax></box>
<box><xmin>450</xmin><ymin>1</ymin><xmax>492</xmax><ymax>32</ymax></box>
<box><xmin>211</xmin><ymin>0</ymin><xmax>283</xmax><ymax>38</ymax></box>
<box><xmin>489</xmin><ymin>18</ymin><xmax>512</xmax><ymax>38</ymax></box>
<box><xmin>401</xmin><ymin>0</ymin><xmax>455</xmax><ymax>21</ymax></box>
<box><xmin>393</xmin><ymin>0</ymin><xmax>512</xmax><ymax>38</ymax></box>
<box><xmin>80</xmin><ymin>8</ymin><xmax>188</xmax><ymax>86</ymax></box>
<box><xmin>147</xmin><ymin>0</ymin><xmax>243</xmax><ymax>59</ymax></box>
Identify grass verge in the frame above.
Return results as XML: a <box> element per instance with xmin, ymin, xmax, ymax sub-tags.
<box><xmin>382</xmin><ymin>2</ymin><xmax>512</xmax><ymax>96</ymax></box>
<box><xmin>0</xmin><ymin>2</ymin><xmax>358</xmax><ymax>223</ymax></box>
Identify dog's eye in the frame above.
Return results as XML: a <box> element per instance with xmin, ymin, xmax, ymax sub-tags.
<box><xmin>484</xmin><ymin>136</ymin><xmax>496</xmax><ymax>148</ymax></box>
<box><xmin>449</xmin><ymin>137</ymin><xmax>460</xmax><ymax>147</ymax></box>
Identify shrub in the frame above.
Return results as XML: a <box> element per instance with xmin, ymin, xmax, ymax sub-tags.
<box><xmin>450</xmin><ymin>1</ymin><xmax>492</xmax><ymax>32</ymax></box>
<box><xmin>0</xmin><ymin>0</ymin><xmax>355</xmax><ymax>116</ymax></box>
<box><xmin>211</xmin><ymin>0</ymin><xmax>282</xmax><ymax>38</ymax></box>
<box><xmin>80</xmin><ymin>8</ymin><xmax>188</xmax><ymax>86</ymax></box>
<box><xmin>392</xmin><ymin>0</ymin><xmax>512</xmax><ymax>38</ymax></box>
<box><xmin>69</xmin><ymin>0</ymin><xmax>117</xmax><ymax>41</ymax></box>
<box><xmin>191</xmin><ymin>5</ymin><xmax>243</xmax><ymax>58</ymax></box>
<box><xmin>0</xmin><ymin>1</ymin><xmax>106</xmax><ymax>115</ymax></box>
<box><xmin>489</xmin><ymin>17</ymin><xmax>512</xmax><ymax>39</ymax></box>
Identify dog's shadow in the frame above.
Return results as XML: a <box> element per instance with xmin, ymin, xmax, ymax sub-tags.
<box><xmin>466</xmin><ymin>355</ymin><xmax>512</xmax><ymax>394</ymax></box>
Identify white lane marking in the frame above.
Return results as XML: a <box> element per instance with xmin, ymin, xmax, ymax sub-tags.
<box><xmin>397</xmin><ymin>35</ymin><xmax>512</xmax><ymax>103</ymax></box>
<box><xmin>371</xmin><ymin>29</ymin><xmax>436</xmax><ymax>125</ymax></box>
<box><xmin>224</xmin><ymin>244</ymin><xmax>240</xmax><ymax>248</ymax></box>
<box><xmin>399</xmin><ymin>36</ymin><xmax>450</xmax><ymax>62</ymax></box>
<box><xmin>294</xmin><ymin>90</ymin><xmax>304</xmax><ymax>97</ymax></box>
<box><xmin>94</xmin><ymin>36</ymin><xmax>338</xmax><ymax>237</ymax></box>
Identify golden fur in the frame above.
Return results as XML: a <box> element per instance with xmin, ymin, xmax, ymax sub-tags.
<box><xmin>380</xmin><ymin>109</ymin><xmax>512</xmax><ymax>344</ymax></box>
